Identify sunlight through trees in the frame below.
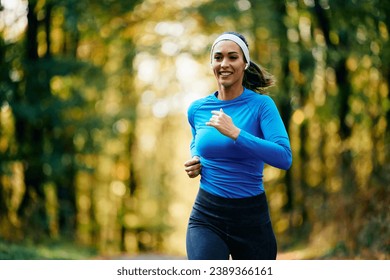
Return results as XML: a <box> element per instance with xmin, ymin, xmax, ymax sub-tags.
<box><xmin>0</xmin><ymin>0</ymin><xmax>389</xmax><ymax>259</ymax></box>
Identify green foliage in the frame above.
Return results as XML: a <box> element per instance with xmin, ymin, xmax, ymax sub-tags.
<box><xmin>0</xmin><ymin>0</ymin><xmax>389</xmax><ymax>259</ymax></box>
<box><xmin>0</xmin><ymin>238</ymin><xmax>97</xmax><ymax>260</ymax></box>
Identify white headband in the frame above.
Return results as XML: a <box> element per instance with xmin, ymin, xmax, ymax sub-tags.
<box><xmin>210</xmin><ymin>33</ymin><xmax>251</xmax><ymax>69</ymax></box>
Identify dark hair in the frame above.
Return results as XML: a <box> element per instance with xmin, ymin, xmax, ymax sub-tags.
<box><xmin>224</xmin><ymin>31</ymin><xmax>276</xmax><ymax>94</ymax></box>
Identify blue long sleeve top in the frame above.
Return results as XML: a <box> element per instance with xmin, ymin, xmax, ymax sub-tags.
<box><xmin>187</xmin><ymin>88</ymin><xmax>292</xmax><ymax>198</ymax></box>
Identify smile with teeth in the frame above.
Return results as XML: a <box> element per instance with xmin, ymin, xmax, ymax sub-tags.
<box><xmin>220</xmin><ymin>71</ymin><xmax>232</xmax><ymax>76</ymax></box>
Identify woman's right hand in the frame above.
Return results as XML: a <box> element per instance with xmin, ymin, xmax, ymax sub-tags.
<box><xmin>184</xmin><ymin>156</ymin><xmax>201</xmax><ymax>178</ymax></box>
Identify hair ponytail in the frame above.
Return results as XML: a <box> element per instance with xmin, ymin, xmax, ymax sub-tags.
<box><xmin>243</xmin><ymin>61</ymin><xmax>276</xmax><ymax>94</ymax></box>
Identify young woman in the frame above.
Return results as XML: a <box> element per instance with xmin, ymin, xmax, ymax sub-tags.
<box><xmin>184</xmin><ymin>32</ymin><xmax>292</xmax><ymax>260</ymax></box>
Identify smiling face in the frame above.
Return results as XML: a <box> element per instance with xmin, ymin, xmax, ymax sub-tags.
<box><xmin>211</xmin><ymin>40</ymin><xmax>246</xmax><ymax>90</ymax></box>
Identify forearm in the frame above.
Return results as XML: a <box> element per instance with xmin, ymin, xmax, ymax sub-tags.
<box><xmin>235</xmin><ymin>129</ymin><xmax>292</xmax><ymax>170</ymax></box>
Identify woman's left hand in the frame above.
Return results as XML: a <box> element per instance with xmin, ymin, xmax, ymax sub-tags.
<box><xmin>206</xmin><ymin>108</ymin><xmax>241</xmax><ymax>140</ymax></box>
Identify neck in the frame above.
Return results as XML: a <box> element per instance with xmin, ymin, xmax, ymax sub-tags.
<box><xmin>217</xmin><ymin>84</ymin><xmax>244</xmax><ymax>101</ymax></box>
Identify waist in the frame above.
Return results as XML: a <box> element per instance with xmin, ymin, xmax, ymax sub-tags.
<box><xmin>193</xmin><ymin>188</ymin><xmax>271</xmax><ymax>225</ymax></box>
<box><xmin>200</xmin><ymin>179</ymin><xmax>264</xmax><ymax>198</ymax></box>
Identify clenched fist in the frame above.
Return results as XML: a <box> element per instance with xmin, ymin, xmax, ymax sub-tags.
<box><xmin>184</xmin><ymin>156</ymin><xmax>201</xmax><ymax>178</ymax></box>
<box><xmin>206</xmin><ymin>108</ymin><xmax>240</xmax><ymax>140</ymax></box>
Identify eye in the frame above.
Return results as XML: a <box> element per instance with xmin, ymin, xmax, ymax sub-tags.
<box><xmin>214</xmin><ymin>55</ymin><xmax>222</xmax><ymax>61</ymax></box>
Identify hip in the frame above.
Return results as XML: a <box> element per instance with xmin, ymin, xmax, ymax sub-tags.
<box><xmin>190</xmin><ymin>187</ymin><xmax>271</xmax><ymax>227</ymax></box>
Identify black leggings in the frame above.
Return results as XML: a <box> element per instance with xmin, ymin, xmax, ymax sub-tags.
<box><xmin>186</xmin><ymin>188</ymin><xmax>277</xmax><ymax>260</ymax></box>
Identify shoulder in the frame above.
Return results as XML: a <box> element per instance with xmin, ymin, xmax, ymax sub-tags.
<box><xmin>241</xmin><ymin>89</ymin><xmax>282</xmax><ymax>122</ymax></box>
<box><xmin>243</xmin><ymin>88</ymin><xmax>276</xmax><ymax>107</ymax></box>
<box><xmin>187</xmin><ymin>93</ymin><xmax>214</xmax><ymax>115</ymax></box>
<box><xmin>187</xmin><ymin>93</ymin><xmax>215</xmax><ymax>124</ymax></box>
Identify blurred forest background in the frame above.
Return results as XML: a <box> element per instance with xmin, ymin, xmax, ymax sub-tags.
<box><xmin>0</xmin><ymin>0</ymin><xmax>389</xmax><ymax>260</ymax></box>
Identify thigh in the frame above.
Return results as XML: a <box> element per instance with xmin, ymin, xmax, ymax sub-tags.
<box><xmin>229</xmin><ymin>221</ymin><xmax>277</xmax><ymax>260</ymax></box>
<box><xmin>186</xmin><ymin>217</ymin><xmax>230</xmax><ymax>260</ymax></box>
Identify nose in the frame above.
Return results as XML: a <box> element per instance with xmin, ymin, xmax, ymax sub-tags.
<box><xmin>220</xmin><ymin>57</ymin><xmax>229</xmax><ymax>68</ymax></box>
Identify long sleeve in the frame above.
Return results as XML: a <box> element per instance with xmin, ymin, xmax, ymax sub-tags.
<box><xmin>189</xmin><ymin>124</ymin><xmax>199</xmax><ymax>157</ymax></box>
<box><xmin>185</xmin><ymin>89</ymin><xmax>292</xmax><ymax>198</ymax></box>
<box><xmin>234</xmin><ymin>96</ymin><xmax>292</xmax><ymax>170</ymax></box>
<box><xmin>188</xmin><ymin>101</ymin><xmax>200</xmax><ymax>158</ymax></box>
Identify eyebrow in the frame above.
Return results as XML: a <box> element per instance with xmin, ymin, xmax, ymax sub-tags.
<box><xmin>214</xmin><ymin>51</ymin><xmax>240</xmax><ymax>55</ymax></box>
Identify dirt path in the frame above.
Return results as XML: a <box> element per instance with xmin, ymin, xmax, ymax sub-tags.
<box><xmin>96</xmin><ymin>251</ymin><xmax>306</xmax><ymax>260</ymax></box>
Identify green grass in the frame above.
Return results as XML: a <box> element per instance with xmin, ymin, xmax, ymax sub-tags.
<box><xmin>0</xmin><ymin>238</ymin><xmax>98</xmax><ymax>260</ymax></box>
